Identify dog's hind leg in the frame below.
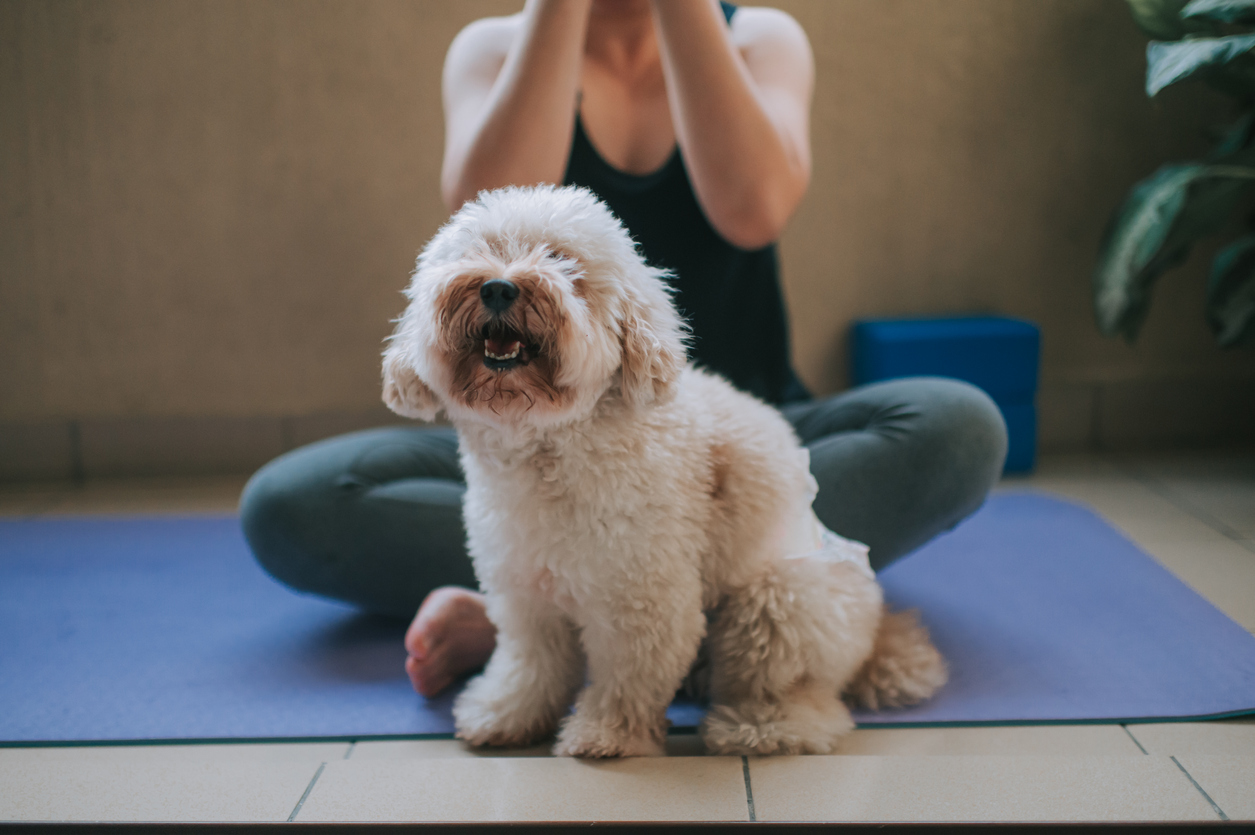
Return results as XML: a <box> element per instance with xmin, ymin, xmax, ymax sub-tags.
<box><xmin>701</xmin><ymin>558</ymin><xmax>882</xmax><ymax>756</ymax></box>
<box><xmin>453</xmin><ymin>592</ymin><xmax>584</xmax><ymax>748</ymax></box>
<box><xmin>842</xmin><ymin>606</ymin><xmax>948</xmax><ymax>711</ymax></box>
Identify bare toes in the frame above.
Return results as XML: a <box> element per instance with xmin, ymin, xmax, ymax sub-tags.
<box><xmin>404</xmin><ymin>586</ymin><xmax>497</xmax><ymax>697</ymax></box>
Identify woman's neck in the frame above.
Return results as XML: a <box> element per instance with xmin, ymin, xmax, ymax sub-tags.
<box><xmin>578</xmin><ymin>0</ymin><xmax>676</xmax><ymax>175</ymax></box>
<box><xmin>585</xmin><ymin>0</ymin><xmax>659</xmax><ymax>80</ymax></box>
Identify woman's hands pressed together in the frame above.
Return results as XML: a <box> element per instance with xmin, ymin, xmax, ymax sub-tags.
<box><xmin>440</xmin><ymin>0</ymin><xmax>813</xmax><ymax>249</ymax></box>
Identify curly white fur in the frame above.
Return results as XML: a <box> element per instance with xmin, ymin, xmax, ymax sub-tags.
<box><xmin>383</xmin><ymin>185</ymin><xmax>946</xmax><ymax>757</ymax></box>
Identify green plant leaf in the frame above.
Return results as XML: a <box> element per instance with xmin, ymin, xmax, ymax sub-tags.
<box><xmin>1207</xmin><ymin>234</ymin><xmax>1255</xmax><ymax>344</ymax></box>
<box><xmin>1094</xmin><ymin>163</ymin><xmax>1255</xmax><ymax>340</ymax></box>
<box><xmin>1208</xmin><ymin>111</ymin><xmax>1255</xmax><ymax>158</ymax></box>
<box><xmin>1146</xmin><ymin>34</ymin><xmax>1255</xmax><ymax>96</ymax></box>
<box><xmin>1128</xmin><ymin>0</ymin><xmax>1215</xmax><ymax>39</ymax></box>
<box><xmin>1182</xmin><ymin>0</ymin><xmax>1255</xmax><ymax>24</ymax></box>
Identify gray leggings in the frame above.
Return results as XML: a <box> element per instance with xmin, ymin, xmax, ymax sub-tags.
<box><xmin>240</xmin><ymin>378</ymin><xmax>1008</xmax><ymax>619</ymax></box>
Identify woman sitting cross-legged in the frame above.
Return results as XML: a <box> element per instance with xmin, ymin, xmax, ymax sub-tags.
<box><xmin>239</xmin><ymin>0</ymin><xmax>1007</xmax><ymax>698</ymax></box>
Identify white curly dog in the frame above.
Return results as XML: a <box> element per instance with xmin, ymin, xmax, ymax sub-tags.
<box><xmin>382</xmin><ymin>185</ymin><xmax>946</xmax><ymax>757</ymax></box>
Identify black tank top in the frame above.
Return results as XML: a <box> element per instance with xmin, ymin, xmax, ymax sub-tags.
<box><xmin>562</xmin><ymin>6</ymin><xmax>810</xmax><ymax>406</ymax></box>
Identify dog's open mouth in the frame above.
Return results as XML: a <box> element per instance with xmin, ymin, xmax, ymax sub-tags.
<box><xmin>481</xmin><ymin>321</ymin><xmax>534</xmax><ymax>371</ymax></box>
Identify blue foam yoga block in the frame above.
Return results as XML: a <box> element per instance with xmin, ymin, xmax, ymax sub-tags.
<box><xmin>851</xmin><ymin>315</ymin><xmax>1041</xmax><ymax>472</ymax></box>
<box><xmin>1000</xmin><ymin>401</ymin><xmax>1037</xmax><ymax>472</ymax></box>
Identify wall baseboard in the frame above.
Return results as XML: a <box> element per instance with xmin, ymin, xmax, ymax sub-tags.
<box><xmin>0</xmin><ymin>408</ymin><xmax>415</xmax><ymax>483</ymax></box>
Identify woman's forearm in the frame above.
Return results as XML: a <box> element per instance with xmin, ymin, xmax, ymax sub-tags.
<box><xmin>442</xmin><ymin>0</ymin><xmax>592</xmax><ymax>209</ymax></box>
<box><xmin>650</xmin><ymin>0</ymin><xmax>812</xmax><ymax>249</ymax></box>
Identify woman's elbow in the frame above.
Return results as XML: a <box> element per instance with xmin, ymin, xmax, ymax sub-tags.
<box><xmin>441</xmin><ymin>168</ymin><xmax>476</xmax><ymax>212</ymax></box>
<box><xmin>710</xmin><ymin>185</ymin><xmax>803</xmax><ymax>250</ymax></box>
<box><xmin>441</xmin><ymin>150</ymin><xmax>494</xmax><ymax>211</ymax></box>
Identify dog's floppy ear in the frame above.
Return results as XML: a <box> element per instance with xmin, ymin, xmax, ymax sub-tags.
<box><xmin>619</xmin><ymin>276</ymin><xmax>687</xmax><ymax>409</ymax></box>
<box><xmin>382</xmin><ymin>347</ymin><xmax>442</xmax><ymax>421</ymax></box>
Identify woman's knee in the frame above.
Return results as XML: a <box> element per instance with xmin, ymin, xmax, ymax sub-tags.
<box><xmin>238</xmin><ymin>429</ymin><xmax>395</xmax><ymax>588</ymax></box>
<box><xmin>240</xmin><ymin>426</ymin><xmax>459</xmax><ymax>547</ymax></box>
<box><xmin>239</xmin><ymin>452</ymin><xmax>333</xmax><ymax>591</ymax></box>
<box><xmin>902</xmin><ymin>377</ymin><xmax>1008</xmax><ymax>508</ymax></box>
<box><xmin>803</xmin><ymin>377</ymin><xmax>1007</xmax><ymax>568</ymax></box>
<box><xmin>239</xmin><ymin>426</ymin><xmax>472</xmax><ymax>612</ymax></box>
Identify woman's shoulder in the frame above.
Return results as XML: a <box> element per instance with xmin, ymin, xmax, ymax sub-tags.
<box><xmin>445</xmin><ymin>13</ymin><xmax>524</xmax><ymax>76</ymax></box>
<box><xmin>728</xmin><ymin>6</ymin><xmax>811</xmax><ymax>53</ymax></box>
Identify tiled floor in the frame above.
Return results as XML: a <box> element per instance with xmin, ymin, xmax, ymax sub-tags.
<box><xmin>1</xmin><ymin>451</ymin><xmax>1252</xmax><ymax>823</ymax></box>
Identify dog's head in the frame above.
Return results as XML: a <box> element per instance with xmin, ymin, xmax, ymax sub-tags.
<box><xmin>382</xmin><ymin>185</ymin><xmax>687</xmax><ymax>428</ymax></box>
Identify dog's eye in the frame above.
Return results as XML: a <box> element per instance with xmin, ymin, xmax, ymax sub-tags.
<box><xmin>547</xmin><ymin>250</ymin><xmax>584</xmax><ymax>282</ymax></box>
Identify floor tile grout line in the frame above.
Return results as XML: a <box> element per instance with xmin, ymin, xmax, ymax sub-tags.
<box><xmin>740</xmin><ymin>755</ymin><xmax>756</xmax><ymax>822</ymax></box>
<box><xmin>1170</xmin><ymin>755</ymin><xmax>1229</xmax><ymax>821</ymax></box>
<box><xmin>343</xmin><ymin>741</ymin><xmax>356</xmax><ymax>760</ymax></box>
<box><xmin>287</xmin><ymin>761</ymin><xmax>326</xmax><ymax>823</ymax></box>
<box><xmin>1121</xmin><ymin>725</ymin><xmax>1148</xmax><ymax>754</ymax></box>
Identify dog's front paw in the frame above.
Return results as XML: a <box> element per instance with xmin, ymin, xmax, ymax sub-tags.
<box><xmin>453</xmin><ymin>674</ymin><xmax>560</xmax><ymax>748</ymax></box>
<box><xmin>552</xmin><ymin>710</ymin><xmax>666</xmax><ymax>758</ymax></box>
<box><xmin>701</xmin><ymin>696</ymin><xmax>853</xmax><ymax>756</ymax></box>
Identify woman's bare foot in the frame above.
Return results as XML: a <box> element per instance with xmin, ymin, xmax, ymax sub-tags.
<box><xmin>405</xmin><ymin>586</ymin><xmax>498</xmax><ymax>697</ymax></box>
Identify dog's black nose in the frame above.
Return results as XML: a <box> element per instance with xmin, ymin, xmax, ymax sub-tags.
<box><xmin>480</xmin><ymin>279</ymin><xmax>519</xmax><ymax>314</ymax></box>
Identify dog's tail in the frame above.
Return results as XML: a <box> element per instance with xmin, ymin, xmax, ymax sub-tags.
<box><xmin>842</xmin><ymin>606</ymin><xmax>948</xmax><ymax>710</ymax></box>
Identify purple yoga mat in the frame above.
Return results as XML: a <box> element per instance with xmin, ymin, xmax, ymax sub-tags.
<box><xmin>1</xmin><ymin>492</ymin><xmax>1252</xmax><ymax>744</ymax></box>
<box><xmin>860</xmin><ymin>491</ymin><xmax>1255</xmax><ymax>725</ymax></box>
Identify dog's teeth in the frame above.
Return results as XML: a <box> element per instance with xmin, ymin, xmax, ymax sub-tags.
<box><xmin>485</xmin><ymin>346</ymin><xmax>521</xmax><ymax>360</ymax></box>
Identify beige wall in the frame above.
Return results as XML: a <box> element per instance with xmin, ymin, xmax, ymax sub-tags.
<box><xmin>3</xmin><ymin>0</ymin><xmax>1254</xmax><ymax>479</ymax></box>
